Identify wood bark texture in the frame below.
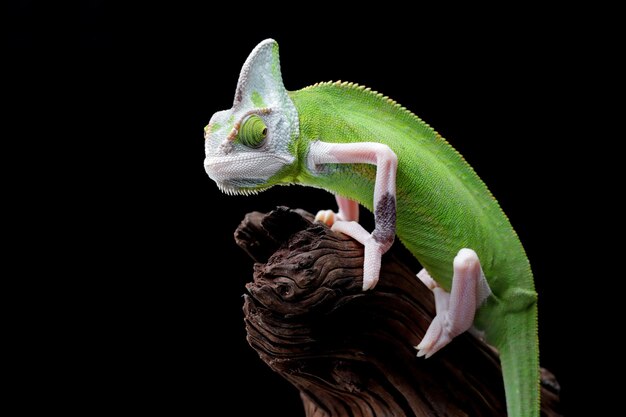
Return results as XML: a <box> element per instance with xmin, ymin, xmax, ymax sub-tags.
<box><xmin>236</xmin><ymin>207</ymin><xmax>561</xmax><ymax>417</ymax></box>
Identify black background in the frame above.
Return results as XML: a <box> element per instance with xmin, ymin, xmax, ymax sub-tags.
<box><xmin>6</xmin><ymin>2</ymin><xmax>598</xmax><ymax>415</ymax></box>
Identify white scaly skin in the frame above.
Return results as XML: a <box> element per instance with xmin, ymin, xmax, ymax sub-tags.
<box><xmin>204</xmin><ymin>40</ymin><xmax>298</xmax><ymax>195</ymax></box>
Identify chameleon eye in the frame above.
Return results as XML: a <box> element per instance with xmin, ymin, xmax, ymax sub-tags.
<box><xmin>238</xmin><ymin>115</ymin><xmax>267</xmax><ymax>148</ymax></box>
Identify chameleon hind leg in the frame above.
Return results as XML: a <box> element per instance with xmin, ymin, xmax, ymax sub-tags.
<box><xmin>415</xmin><ymin>248</ymin><xmax>492</xmax><ymax>358</ymax></box>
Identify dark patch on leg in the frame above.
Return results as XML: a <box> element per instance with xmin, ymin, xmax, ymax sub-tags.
<box><xmin>372</xmin><ymin>192</ymin><xmax>396</xmax><ymax>247</ymax></box>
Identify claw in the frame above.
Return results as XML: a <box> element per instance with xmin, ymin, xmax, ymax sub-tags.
<box><xmin>362</xmin><ymin>239</ymin><xmax>382</xmax><ymax>290</ymax></box>
<box><xmin>314</xmin><ymin>209</ymin><xmax>336</xmax><ymax>226</ymax></box>
<box><xmin>416</xmin><ymin>314</ymin><xmax>453</xmax><ymax>358</ymax></box>
<box><xmin>417</xmin><ymin>268</ymin><xmax>438</xmax><ymax>290</ymax></box>
<box><xmin>362</xmin><ymin>276</ymin><xmax>378</xmax><ymax>291</ymax></box>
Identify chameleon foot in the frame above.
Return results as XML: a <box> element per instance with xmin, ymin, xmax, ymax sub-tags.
<box><xmin>314</xmin><ymin>195</ymin><xmax>359</xmax><ymax>227</ymax></box>
<box><xmin>331</xmin><ymin>220</ymin><xmax>383</xmax><ymax>291</ymax></box>
<box><xmin>314</xmin><ymin>210</ymin><xmax>336</xmax><ymax>226</ymax></box>
<box><xmin>415</xmin><ymin>248</ymin><xmax>492</xmax><ymax>358</ymax></box>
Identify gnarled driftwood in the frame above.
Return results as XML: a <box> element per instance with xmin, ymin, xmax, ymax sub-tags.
<box><xmin>237</xmin><ymin>207</ymin><xmax>561</xmax><ymax>417</ymax></box>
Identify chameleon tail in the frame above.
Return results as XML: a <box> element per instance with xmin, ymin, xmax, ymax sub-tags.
<box><xmin>495</xmin><ymin>302</ymin><xmax>540</xmax><ymax>417</ymax></box>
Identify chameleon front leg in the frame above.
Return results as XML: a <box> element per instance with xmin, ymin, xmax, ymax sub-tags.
<box><xmin>415</xmin><ymin>248</ymin><xmax>492</xmax><ymax>358</ymax></box>
<box><xmin>308</xmin><ymin>141</ymin><xmax>398</xmax><ymax>290</ymax></box>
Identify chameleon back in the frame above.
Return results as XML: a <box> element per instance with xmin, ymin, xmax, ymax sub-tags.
<box><xmin>290</xmin><ymin>82</ymin><xmax>534</xmax><ymax>302</ymax></box>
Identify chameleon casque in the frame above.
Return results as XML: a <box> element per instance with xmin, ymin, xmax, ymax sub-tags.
<box><xmin>204</xmin><ymin>39</ymin><xmax>539</xmax><ymax>417</ymax></box>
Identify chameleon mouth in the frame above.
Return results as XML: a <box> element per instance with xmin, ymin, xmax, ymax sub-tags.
<box><xmin>204</xmin><ymin>152</ymin><xmax>293</xmax><ymax>196</ymax></box>
<box><xmin>204</xmin><ymin>154</ymin><xmax>292</xmax><ymax>181</ymax></box>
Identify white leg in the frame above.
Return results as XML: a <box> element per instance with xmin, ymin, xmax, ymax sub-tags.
<box><xmin>336</xmin><ymin>196</ymin><xmax>359</xmax><ymax>222</ymax></box>
<box><xmin>309</xmin><ymin>141</ymin><xmax>398</xmax><ymax>291</ymax></box>
<box><xmin>315</xmin><ymin>196</ymin><xmax>359</xmax><ymax>226</ymax></box>
<box><xmin>331</xmin><ymin>220</ymin><xmax>382</xmax><ymax>290</ymax></box>
<box><xmin>415</xmin><ymin>248</ymin><xmax>492</xmax><ymax>358</ymax></box>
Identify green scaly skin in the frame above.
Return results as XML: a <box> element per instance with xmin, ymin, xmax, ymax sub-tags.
<box><xmin>287</xmin><ymin>82</ymin><xmax>539</xmax><ymax>417</ymax></box>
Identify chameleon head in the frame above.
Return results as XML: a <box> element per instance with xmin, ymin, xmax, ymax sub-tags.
<box><xmin>204</xmin><ymin>39</ymin><xmax>299</xmax><ymax>195</ymax></box>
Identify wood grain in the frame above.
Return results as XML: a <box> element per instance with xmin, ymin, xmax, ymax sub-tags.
<box><xmin>237</xmin><ymin>207</ymin><xmax>561</xmax><ymax>417</ymax></box>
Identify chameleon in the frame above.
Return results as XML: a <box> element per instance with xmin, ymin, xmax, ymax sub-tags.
<box><xmin>203</xmin><ymin>39</ymin><xmax>539</xmax><ymax>417</ymax></box>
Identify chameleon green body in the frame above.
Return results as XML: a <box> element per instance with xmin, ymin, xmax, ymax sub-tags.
<box><xmin>286</xmin><ymin>82</ymin><xmax>539</xmax><ymax>417</ymax></box>
<box><xmin>204</xmin><ymin>40</ymin><xmax>540</xmax><ymax>417</ymax></box>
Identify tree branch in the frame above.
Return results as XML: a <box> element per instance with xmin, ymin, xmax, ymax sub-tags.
<box><xmin>236</xmin><ymin>207</ymin><xmax>561</xmax><ymax>417</ymax></box>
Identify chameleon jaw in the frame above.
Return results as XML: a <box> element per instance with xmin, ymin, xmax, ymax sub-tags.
<box><xmin>214</xmin><ymin>182</ymin><xmax>271</xmax><ymax>196</ymax></box>
<box><xmin>204</xmin><ymin>151</ymin><xmax>294</xmax><ymax>196</ymax></box>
